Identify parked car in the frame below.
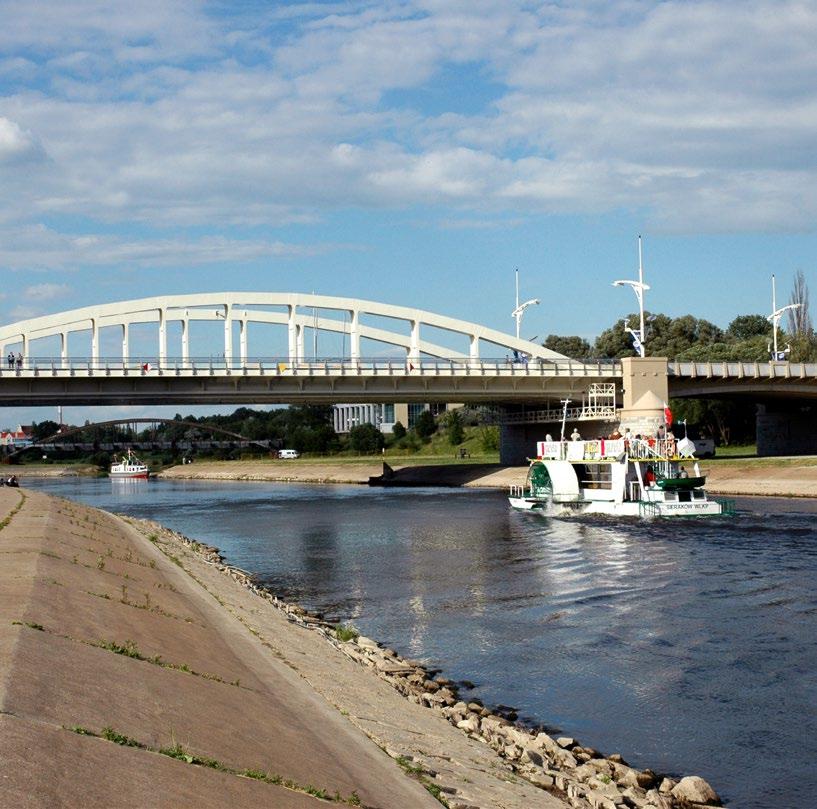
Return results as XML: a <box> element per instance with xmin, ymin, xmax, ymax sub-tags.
<box><xmin>278</xmin><ymin>449</ymin><xmax>300</xmax><ymax>459</ymax></box>
<box><xmin>692</xmin><ymin>438</ymin><xmax>715</xmax><ymax>458</ymax></box>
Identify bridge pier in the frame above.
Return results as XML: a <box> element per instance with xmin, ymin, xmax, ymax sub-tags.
<box><xmin>617</xmin><ymin>356</ymin><xmax>669</xmax><ymax>436</ymax></box>
<box><xmin>756</xmin><ymin>403</ymin><xmax>817</xmax><ymax>456</ymax></box>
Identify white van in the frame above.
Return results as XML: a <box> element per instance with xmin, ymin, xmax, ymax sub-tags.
<box><xmin>278</xmin><ymin>449</ymin><xmax>300</xmax><ymax>459</ymax></box>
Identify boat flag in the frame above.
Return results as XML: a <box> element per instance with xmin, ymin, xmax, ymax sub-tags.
<box><xmin>663</xmin><ymin>401</ymin><xmax>673</xmax><ymax>427</ymax></box>
<box><xmin>141</xmin><ymin>363</ymin><xmax>152</xmax><ymax>372</ymax></box>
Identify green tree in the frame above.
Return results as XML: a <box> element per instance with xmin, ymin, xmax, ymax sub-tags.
<box><xmin>31</xmin><ymin>420</ymin><xmax>60</xmax><ymax>441</ymax></box>
<box><xmin>391</xmin><ymin>421</ymin><xmax>406</xmax><ymax>440</ymax></box>
<box><xmin>349</xmin><ymin>423</ymin><xmax>385</xmax><ymax>454</ymax></box>
<box><xmin>543</xmin><ymin>335</ymin><xmax>592</xmax><ymax>358</ymax></box>
<box><xmin>413</xmin><ymin>409</ymin><xmax>437</xmax><ymax>439</ymax></box>
<box><xmin>445</xmin><ymin>410</ymin><xmax>465</xmax><ymax>446</ymax></box>
<box><xmin>479</xmin><ymin>425</ymin><xmax>499</xmax><ymax>452</ymax></box>
<box><xmin>726</xmin><ymin>314</ymin><xmax>769</xmax><ymax>341</ymax></box>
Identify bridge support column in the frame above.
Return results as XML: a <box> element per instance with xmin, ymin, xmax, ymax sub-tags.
<box><xmin>350</xmin><ymin>310</ymin><xmax>360</xmax><ymax>360</ymax></box>
<box><xmin>409</xmin><ymin>320</ymin><xmax>420</xmax><ymax>361</ymax></box>
<box><xmin>90</xmin><ymin>319</ymin><xmax>98</xmax><ymax>366</ymax></box>
<box><xmin>287</xmin><ymin>305</ymin><xmax>297</xmax><ymax>363</ymax></box>
<box><xmin>469</xmin><ymin>335</ymin><xmax>479</xmax><ymax>362</ymax></box>
<box><xmin>296</xmin><ymin>324</ymin><xmax>304</xmax><ymax>362</ymax></box>
<box><xmin>239</xmin><ymin>316</ymin><xmax>247</xmax><ymax>365</ymax></box>
<box><xmin>120</xmin><ymin>326</ymin><xmax>128</xmax><ymax>364</ymax></box>
<box><xmin>618</xmin><ymin>356</ymin><xmax>669</xmax><ymax>435</ymax></box>
<box><xmin>223</xmin><ymin>304</ymin><xmax>232</xmax><ymax>366</ymax></box>
<box><xmin>756</xmin><ymin>403</ymin><xmax>817</xmax><ymax>456</ymax></box>
<box><xmin>181</xmin><ymin>318</ymin><xmax>188</xmax><ymax>363</ymax></box>
<box><xmin>499</xmin><ymin>420</ymin><xmax>539</xmax><ymax>465</ymax></box>
<box><xmin>158</xmin><ymin>308</ymin><xmax>167</xmax><ymax>367</ymax></box>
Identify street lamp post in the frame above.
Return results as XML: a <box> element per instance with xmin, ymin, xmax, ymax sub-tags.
<box><xmin>511</xmin><ymin>268</ymin><xmax>540</xmax><ymax>341</ymax></box>
<box><xmin>767</xmin><ymin>273</ymin><xmax>801</xmax><ymax>361</ymax></box>
<box><xmin>612</xmin><ymin>236</ymin><xmax>650</xmax><ymax>358</ymax></box>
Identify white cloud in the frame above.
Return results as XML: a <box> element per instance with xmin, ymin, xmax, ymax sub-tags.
<box><xmin>23</xmin><ymin>282</ymin><xmax>70</xmax><ymax>300</ymax></box>
<box><xmin>0</xmin><ymin>116</ymin><xmax>44</xmax><ymax>163</ymax></box>
<box><xmin>0</xmin><ymin>225</ymin><xmax>350</xmax><ymax>272</ymax></box>
<box><xmin>0</xmin><ymin>0</ymin><xmax>814</xmax><ymax>270</ymax></box>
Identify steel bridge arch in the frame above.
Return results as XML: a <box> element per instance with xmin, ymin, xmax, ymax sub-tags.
<box><xmin>0</xmin><ymin>292</ymin><xmax>566</xmax><ymax>365</ymax></box>
<box><xmin>9</xmin><ymin>417</ymin><xmax>268</xmax><ymax>457</ymax></box>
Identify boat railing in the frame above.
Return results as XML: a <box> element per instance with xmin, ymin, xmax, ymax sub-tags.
<box><xmin>536</xmin><ymin>439</ymin><xmax>625</xmax><ymax>461</ymax></box>
<box><xmin>627</xmin><ymin>438</ymin><xmax>678</xmax><ymax>460</ymax></box>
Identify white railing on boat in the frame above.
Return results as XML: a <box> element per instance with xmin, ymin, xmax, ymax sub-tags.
<box><xmin>534</xmin><ymin>438</ymin><xmax>680</xmax><ymax>462</ymax></box>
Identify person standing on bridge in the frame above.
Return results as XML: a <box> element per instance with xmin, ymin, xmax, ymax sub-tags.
<box><xmin>15</xmin><ymin>353</ymin><xmax>22</xmax><ymax>370</ymax></box>
<box><xmin>570</xmin><ymin>428</ymin><xmax>581</xmax><ymax>441</ymax></box>
<box><xmin>6</xmin><ymin>352</ymin><xmax>13</xmax><ymax>370</ymax></box>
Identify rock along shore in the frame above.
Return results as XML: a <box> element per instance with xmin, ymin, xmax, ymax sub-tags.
<box><xmin>0</xmin><ymin>485</ymin><xmax>724</xmax><ymax>809</ymax></box>
<box><xmin>159</xmin><ymin>457</ymin><xmax>817</xmax><ymax>498</ymax></box>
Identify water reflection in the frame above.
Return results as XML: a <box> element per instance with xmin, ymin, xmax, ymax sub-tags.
<box><xmin>24</xmin><ymin>477</ymin><xmax>817</xmax><ymax>809</ymax></box>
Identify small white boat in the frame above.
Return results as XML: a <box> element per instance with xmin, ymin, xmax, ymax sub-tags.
<box><xmin>509</xmin><ymin>437</ymin><xmax>733</xmax><ymax>519</ymax></box>
<box><xmin>110</xmin><ymin>449</ymin><xmax>150</xmax><ymax>479</ymax></box>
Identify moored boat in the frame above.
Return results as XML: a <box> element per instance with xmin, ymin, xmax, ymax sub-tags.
<box><xmin>110</xmin><ymin>449</ymin><xmax>150</xmax><ymax>479</ymax></box>
<box><xmin>509</xmin><ymin>436</ymin><xmax>733</xmax><ymax>519</ymax></box>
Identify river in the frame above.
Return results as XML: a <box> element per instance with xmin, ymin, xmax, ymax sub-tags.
<box><xmin>25</xmin><ymin>477</ymin><xmax>817</xmax><ymax>808</ymax></box>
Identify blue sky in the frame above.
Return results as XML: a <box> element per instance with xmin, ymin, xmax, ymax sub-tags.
<box><xmin>1</xmin><ymin>0</ymin><xmax>816</xmax><ymax>427</ymax></box>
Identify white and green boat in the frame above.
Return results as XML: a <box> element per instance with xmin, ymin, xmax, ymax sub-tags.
<box><xmin>508</xmin><ymin>437</ymin><xmax>734</xmax><ymax>519</ymax></box>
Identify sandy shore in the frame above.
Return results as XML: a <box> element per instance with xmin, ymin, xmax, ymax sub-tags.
<box><xmin>159</xmin><ymin>457</ymin><xmax>817</xmax><ymax>498</ymax></box>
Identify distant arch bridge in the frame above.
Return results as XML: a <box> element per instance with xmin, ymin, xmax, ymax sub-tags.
<box><xmin>0</xmin><ymin>292</ymin><xmax>621</xmax><ymax>407</ymax></box>
<box><xmin>9</xmin><ymin>418</ymin><xmax>272</xmax><ymax>457</ymax></box>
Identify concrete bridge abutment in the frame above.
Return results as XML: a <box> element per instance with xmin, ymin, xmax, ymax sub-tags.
<box><xmin>618</xmin><ymin>356</ymin><xmax>669</xmax><ymax>436</ymax></box>
<box><xmin>756</xmin><ymin>403</ymin><xmax>817</xmax><ymax>456</ymax></box>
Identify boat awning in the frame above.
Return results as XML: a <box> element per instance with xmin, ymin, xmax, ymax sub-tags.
<box><xmin>542</xmin><ymin>461</ymin><xmax>581</xmax><ymax>501</ymax></box>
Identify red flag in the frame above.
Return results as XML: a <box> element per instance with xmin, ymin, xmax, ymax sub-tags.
<box><xmin>663</xmin><ymin>401</ymin><xmax>673</xmax><ymax>427</ymax></box>
<box><xmin>408</xmin><ymin>362</ymin><xmax>415</xmax><ymax>372</ymax></box>
<box><xmin>142</xmin><ymin>363</ymin><xmax>152</xmax><ymax>372</ymax></box>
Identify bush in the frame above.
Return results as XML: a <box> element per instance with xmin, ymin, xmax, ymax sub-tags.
<box><xmin>480</xmin><ymin>426</ymin><xmax>499</xmax><ymax>452</ymax></box>
<box><xmin>446</xmin><ymin>410</ymin><xmax>464</xmax><ymax>446</ymax></box>
<box><xmin>349</xmin><ymin>423</ymin><xmax>385</xmax><ymax>454</ymax></box>
<box><xmin>392</xmin><ymin>421</ymin><xmax>407</xmax><ymax>440</ymax></box>
<box><xmin>413</xmin><ymin>409</ymin><xmax>437</xmax><ymax>439</ymax></box>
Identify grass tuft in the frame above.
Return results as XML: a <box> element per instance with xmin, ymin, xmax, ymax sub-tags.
<box><xmin>335</xmin><ymin>623</ymin><xmax>359</xmax><ymax>643</ymax></box>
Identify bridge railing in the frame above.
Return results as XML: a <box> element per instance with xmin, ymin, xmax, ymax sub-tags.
<box><xmin>670</xmin><ymin>360</ymin><xmax>817</xmax><ymax>378</ymax></box>
<box><xmin>0</xmin><ymin>356</ymin><xmax>623</xmax><ymax>377</ymax></box>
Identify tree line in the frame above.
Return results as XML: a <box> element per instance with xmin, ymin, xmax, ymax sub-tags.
<box><xmin>542</xmin><ymin>272</ymin><xmax>814</xmax><ymax>445</ymax></box>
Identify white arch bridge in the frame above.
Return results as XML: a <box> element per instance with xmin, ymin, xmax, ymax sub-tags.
<box><xmin>0</xmin><ymin>292</ymin><xmax>621</xmax><ymax>407</ymax></box>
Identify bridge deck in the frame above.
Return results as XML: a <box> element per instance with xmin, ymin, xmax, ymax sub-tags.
<box><xmin>0</xmin><ymin>358</ymin><xmax>622</xmax><ymax>407</ymax></box>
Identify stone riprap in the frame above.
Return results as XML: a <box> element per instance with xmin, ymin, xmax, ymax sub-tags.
<box><xmin>156</xmin><ymin>520</ymin><xmax>724</xmax><ymax>809</ymax></box>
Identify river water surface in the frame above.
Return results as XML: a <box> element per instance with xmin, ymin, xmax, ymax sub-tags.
<box><xmin>26</xmin><ymin>477</ymin><xmax>817</xmax><ymax>809</ymax></box>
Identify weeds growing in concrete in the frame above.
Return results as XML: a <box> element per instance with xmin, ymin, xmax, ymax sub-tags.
<box><xmin>64</xmin><ymin>725</ymin><xmax>363</xmax><ymax>804</ymax></box>
<box><xmin>335</xmin><ymin>623</ymin><xmax>359</xmax><ymax>643</ymax></box>
<box><xmin>11</xmin><ymin>620</ymin><xmax>44</xmax><ymax>631</ymax></box>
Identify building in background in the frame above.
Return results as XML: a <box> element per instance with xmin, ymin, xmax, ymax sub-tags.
<box><xmin>0</xmin><ymin>425</ymin><xmax>34</xmax><ymax>448</ymax></box>
<box><xmin>332</xmin><ymin>403</ymin><xmax>451</xmax><ymax>434</ymax></box>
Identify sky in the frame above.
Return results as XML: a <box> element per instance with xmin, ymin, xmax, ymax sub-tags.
<box><xmin>1</xmin><ymin>0</ymin><xmax>816</xmax><ymax>427</ymax></box>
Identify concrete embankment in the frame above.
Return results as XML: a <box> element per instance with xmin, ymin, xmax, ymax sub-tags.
<box><xmin>0</xmin><ymin>486</ymin><xmax>723</xmax><ymax>809</ymax></box>
<box><xmin>9</xmin><ymin>464</ymin><xmax>100</xmax><ymax>478</ymax></box>
<box><xmin>160</xmin><ymin>457</ymin><xmax>817</xmax><ymax>498</ymax></box>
